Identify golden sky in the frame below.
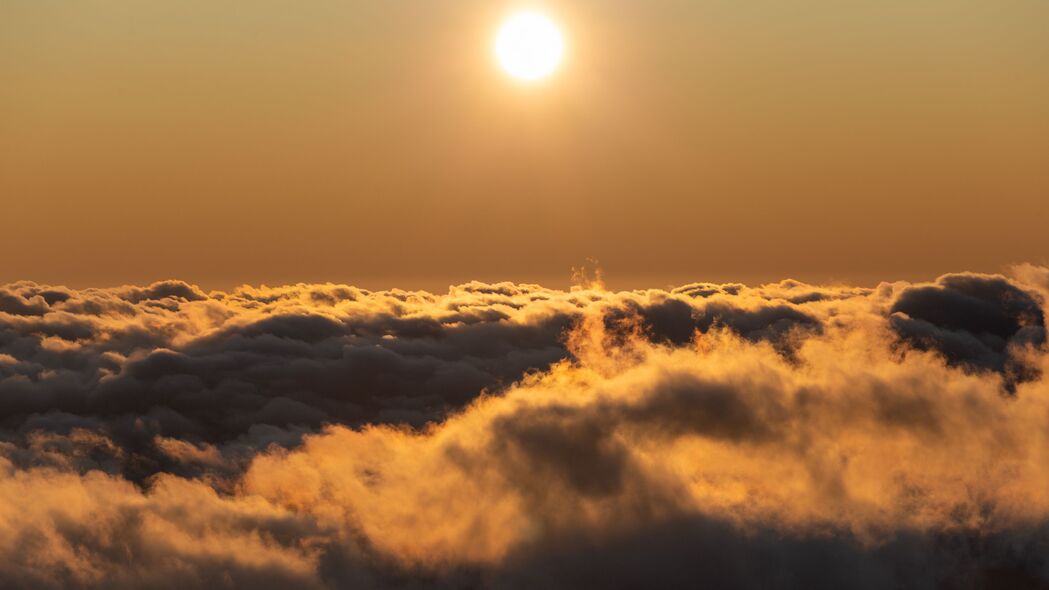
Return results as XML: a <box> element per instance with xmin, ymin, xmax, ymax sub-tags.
<box><xmin>2</xmin><ymin>0</ymin><xmax>1047</xmax><ymax>289</ymax></box>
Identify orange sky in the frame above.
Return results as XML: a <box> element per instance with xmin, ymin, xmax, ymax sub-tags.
<box><xmin>2</xmin><ymin>0</ymin><xmax>1047</xmax><ymax>290</ymax></box>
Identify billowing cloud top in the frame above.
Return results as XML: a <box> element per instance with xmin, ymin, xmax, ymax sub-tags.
<box><xmin>0</xmin><ymin>267</ymin><xmax>1047</xmax><ymax>588</ymax></box>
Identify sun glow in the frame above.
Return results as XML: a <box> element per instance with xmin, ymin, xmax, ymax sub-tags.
<box><xmin>494</xmin><ymin>11</ymin><xmax>565</xmax><ymax>81</ymax></box>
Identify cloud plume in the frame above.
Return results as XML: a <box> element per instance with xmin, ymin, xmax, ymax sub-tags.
<box><xmin>0</xmin><ymin>269</ymin><xmax>1047</xmax><ymax>588</ymax></box>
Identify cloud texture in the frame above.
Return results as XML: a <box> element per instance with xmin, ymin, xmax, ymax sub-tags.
<box><xmin>0</xmin><ymin>267</ymin><xmax>1048</xmax><ymax>588</ymax></box>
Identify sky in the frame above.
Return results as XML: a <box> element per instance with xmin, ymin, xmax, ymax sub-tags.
<box><xmin>4</xmin><ymin>4</ymin><xmax>1049</xmax><ymax>585</ymax></box>
<box><xmin>2</xmin><ymin>0</ymin><xmax>1047</xmax><ymax>290</ymax></box>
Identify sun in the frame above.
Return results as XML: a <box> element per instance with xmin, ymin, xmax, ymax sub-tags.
<box><xmin>494</xmin><ymin>11</ymin><xmax>565</xmax><ymax>82</ymax></box>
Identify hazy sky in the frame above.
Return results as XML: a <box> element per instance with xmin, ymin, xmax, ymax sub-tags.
<box><xmin>2</xmin><ymin>0</ymin><xmax>1047</xmax><ymax>289</ymax></box>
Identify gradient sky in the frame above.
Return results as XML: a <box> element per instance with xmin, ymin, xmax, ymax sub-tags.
<box><xmin>2</xmin><ymin>0</ymin><xmax>1047</xmax><ymax>290</ymax></box>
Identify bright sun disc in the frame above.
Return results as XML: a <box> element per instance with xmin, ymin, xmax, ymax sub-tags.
<box><xmin>495</xmin><ymin>11</ymin><xmax>564</xmax><ymax>81</ymax></box>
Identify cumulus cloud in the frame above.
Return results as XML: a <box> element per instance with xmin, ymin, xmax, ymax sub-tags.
<box><xmin>0</xmin><ymin>269</ymin><xmax>1047</xmax><ymax>587</ymax></box>
<box><xmin>889</xmin><ymin>274</ymin><xmax>1046</xmax><ymax>388</ymax></box>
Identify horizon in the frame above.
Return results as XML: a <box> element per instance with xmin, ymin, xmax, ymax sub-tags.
<box><xmin>7</xmin><ymin>264</ymin><xmax>1042</xmax><ymax>295</ymax></box>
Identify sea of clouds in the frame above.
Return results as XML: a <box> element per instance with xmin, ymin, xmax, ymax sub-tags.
<box><xmin>0</xmin><ymin>264</ymin><xmax>1047</xmax><ymax>588</ymax></box>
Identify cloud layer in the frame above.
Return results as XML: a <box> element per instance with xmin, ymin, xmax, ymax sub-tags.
<box><xmin>0</xmin><ymin>267</ymin><xmax>1047</xmax><ymax>588</ymax></box>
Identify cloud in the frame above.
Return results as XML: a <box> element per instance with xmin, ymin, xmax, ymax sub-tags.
<box><xmin>0</xmin><ymin>269</ymin><xmax>1047</xmax><ymax>587</ymax></box>
<box><xmin>888</xmin><ymin>273</ymin><xmax>1046</xmax><ymax>387</ymax></box>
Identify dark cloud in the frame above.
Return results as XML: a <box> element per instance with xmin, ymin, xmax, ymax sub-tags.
<box><xmin>889</xmin><ymin>273</ymin><xmax>1046</xmax><ymax>387</ymax></box>
<box><xmin>0</xmin><ymin>289</ymin><xmax>48</xmax><ymax>316</ymax></box>
<box><xmin>496</xmin><ymin>517</ymin><xmax>1049</xmax><ymax>590</ymax></box>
